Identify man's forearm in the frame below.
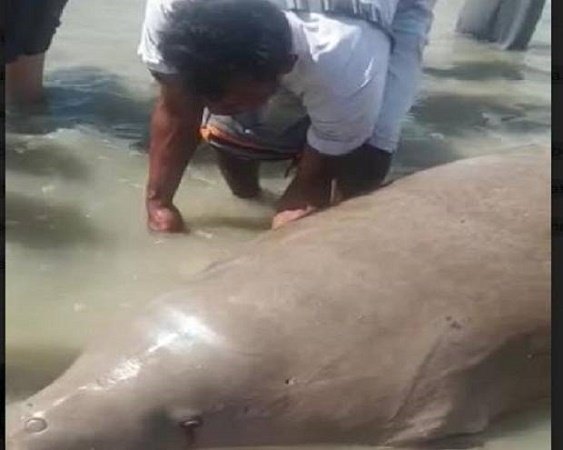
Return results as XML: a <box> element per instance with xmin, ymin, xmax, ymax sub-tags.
<box><xmin>146</xmin><ymin>95</ymin><xmax>202</xmax><ymax>206</ymax></box>
<box><xmin>276</xmin><ymin>146</ymin><xmax>333</xmax><ymax>212</ymax></box>
<box><xmin>296</xmin><ymin>145</ymin><xmax>331</xmax><ymax>179</ymax></box>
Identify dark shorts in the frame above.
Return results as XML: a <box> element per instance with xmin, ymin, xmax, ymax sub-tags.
<box><xmin>201</xmin><ymin>86</ymin><xmax>310</xmax><ymax>162</ymax></box>
<box><xmin>200</xmin><ymin>87</ymin><xmax>392</xmax><ymax>195</ymax></box>
<box><xmin>5</xmin><ymin>0</ymin><xmax>69</xmax><ymax>63</ymax></box>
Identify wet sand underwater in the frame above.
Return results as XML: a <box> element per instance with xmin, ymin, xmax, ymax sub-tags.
<box><xmin>5</xmin><ymin>0</ymin><xmax>551</xmax><ymax>448</ymax></box>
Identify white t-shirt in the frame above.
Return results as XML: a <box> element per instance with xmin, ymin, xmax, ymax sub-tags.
<box><xmin>138</xmin><ymin>0</ymin><xmax>393</xmax><ymax>155</ymax></box>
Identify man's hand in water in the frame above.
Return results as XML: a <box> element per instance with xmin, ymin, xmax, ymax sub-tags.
<box><xmin>147</xmin><ymin>200</ymin><xmax>186</xmax><ymax>233</ymax></box>
<box><xmin>145</xmin><ymin>74</ymin><xmax>204</xmax><ymax>234</ymax></box>
<box><xmin>272</xmin><ymin>146</ymin><xmax>332</xmax><ymax>229</ymax></box>
<box><xmin>272</xmin><ymin>205</ymin><xmax>317</xmax><ymax>229</ymax></box>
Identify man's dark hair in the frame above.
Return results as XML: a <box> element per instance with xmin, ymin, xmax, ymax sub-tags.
<box><xmin>159</xmin><ymin>0</ymin><xmax>292</xmax><ymax>100</ymax></box>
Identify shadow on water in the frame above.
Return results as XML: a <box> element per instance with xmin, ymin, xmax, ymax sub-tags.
<box><xmin>5</xmin><ymin>192</ymin><xmax>101</xmax><ymax>249</ymax></box>
<box><xmin>527</xmin><ymin>42</ymin><xmax>551</xmax><ymax>53</ymax></box>
<box><xmin>410</xmin><ymin>92</ymin><xmax>550</xmax><ymax>138</ymax></box>
<box><xmin>6</xmin><ymin>139</ymin><xmax>90</xmax><ymax>181</ymax></box>
<box><xmin>424</xmin><ymin>60</ymin><xmax>526</xmax><ymax>81</ymax></box>
<box><xmin>4</xmin><ymin>66</ymin><xmax>277</xmax><ymax>168</ymax></box>
<box><xmin>483</xmin><ymin>399</ymin><xmax>551</xmax><ymax>437</ymax></box>
<box><xmin>390</xmin><ymin>89</ymin><xmax>549</xmax><ymax>178</ymax></box>
<box><xmin>190</xmin><ymin>214</ymin><xmax>272</xmax><ymax>232</ymax></box>
<box><xmin>391</xmin><ymin>135</ymin><xmax>460</xmax><ymax>178</ymax></box>
<box><xmin>6</xmin><ymin>345</ymin><xmax>81</xmax><ymax>401</ymax></box>
<box><xmin>6</xmin><ymin>66</ymin><xmax>153</xmax><ymax>150</ymax></box>
<box><xmin>4</xmin><ymin>66</ymin><xmax>549</xmax><ymax>178</ymax></box>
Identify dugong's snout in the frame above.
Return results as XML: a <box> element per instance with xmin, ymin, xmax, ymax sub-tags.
<box><xmin>5</xmin><ymin>395</ymin><xmax>194</xmax><ymax>450</ymax></box>
<box><xmin>6</xmin><ymin>401</ymin><xmax>64</xmax><ymax>450</ymax></box>
<box><xmin>6</xmin><ymin>401</ymin><xmax>34</xmax><ymax>450</ymax></box>
<box><xmin>6</xmin><ymin>405</ymin><xmax>18</xmax><ymax>449</ymax></box>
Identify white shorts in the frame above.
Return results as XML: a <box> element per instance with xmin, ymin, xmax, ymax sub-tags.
<box><xmin>369</xmin><ymin>0</ymin><xmax>435</xmax><ymax>152</ymax></box>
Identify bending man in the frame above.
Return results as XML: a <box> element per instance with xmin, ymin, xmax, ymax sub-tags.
<box><xmin>138</xmin><ymin>0</ymin><xmax>436</xmax><ymax>231</ymax></box>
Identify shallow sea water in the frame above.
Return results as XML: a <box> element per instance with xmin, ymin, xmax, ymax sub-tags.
<box><xmin>5</xmin><ymin>0</ymin><xmax>551</xmax><ymax>448</ymax></box>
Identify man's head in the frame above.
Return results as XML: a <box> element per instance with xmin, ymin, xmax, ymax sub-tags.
<box><xmin>160</xmin><ymin>0</ymin><xmax>295</xmax><ymax>115</ymax></box>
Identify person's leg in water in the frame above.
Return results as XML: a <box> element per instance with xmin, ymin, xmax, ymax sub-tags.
<box><xmin>216</xmin><ymin>150</ymin><xmax>262</xmax><ymax>199</ymax></box>
<box><xmin>5</xmin><ymin>0</ymin><xmax>69</xmax><ymax>107</ymax></box>
<box><xmin>6</xmin><ymin>54</ymin><xmax>47</xmax><ymax>105</ymax></box>
<box><xmin>205</xmin><ymin>103</ymin><xmax>308</xmax><ymax>200</ymax></box>
<box><xmin>363</xmin><ymin>0</ymin><xmax>435</xmax><ymax>181</ymax></box>
<box><xmin>332</xmin><ymin>144</ymin><xmax>392</xmax><ymax>200</ymax></box>
<box><xmin>295</xmin><ymin>1</ymin><xmax>436</xmax><ymax>206</ymax></box>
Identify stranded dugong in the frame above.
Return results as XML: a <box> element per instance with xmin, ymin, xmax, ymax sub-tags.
<box><xmin>7</xmin><ymin>148</ymin><xmax>550</xmax><ymax>449</ymax></box>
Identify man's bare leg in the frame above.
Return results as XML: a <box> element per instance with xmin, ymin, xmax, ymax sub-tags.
<box><xmin>216</xmin><ymin>150</ymin><xmax>261</xmax><ymax>199</ymax></box>
<box><xmin>6</xmin><ymin>53</ymin><xmax>47</xmax><ymax>106</ymax></box>
<box><xmin>333</xmin><ymin>144</ymin><xmax>392</xmax><ymax>200</ymax></box>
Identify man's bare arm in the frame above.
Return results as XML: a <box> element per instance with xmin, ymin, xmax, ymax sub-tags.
<box><xmin>272</xmin><ymin>146</ymin><xmax>333</xmax><ymax>229</ymax></box>
<box><xmin>273</xmin><ymin>143</ymin><xmax>391</xmax><ymax>229</ymax></box>
<box><xmin>275</xmin><ymin>145</ymin><xmax>333</xmax><ymax>212</ymax></box>
<box><xmin>146</xmin><ymin>74</ymin><xmax>204</xmax><ymax>232</ymax></box>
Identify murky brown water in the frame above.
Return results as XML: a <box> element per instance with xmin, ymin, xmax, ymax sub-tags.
<box><xmin>5</xmin><ymin>0</ymin><xmax>551</xmax><ymax>448</ymax></box>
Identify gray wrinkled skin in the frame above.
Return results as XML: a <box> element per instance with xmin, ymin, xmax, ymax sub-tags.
<box><xmin>6</xmin><ymin>148</ymin><xmax>550</xmax><ymax>449</ymax></box>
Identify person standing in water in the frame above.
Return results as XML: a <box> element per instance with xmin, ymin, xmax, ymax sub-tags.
<box><xmin>138</xmin><ymin>0</ymin><xmax>436</xmax><ymax>231</ymax></box>
<box><xmin>5</xmin><ymin>0</ymin><xmax>70</xmax><ymax>107</ymax></box>
<box><xmin>456</xmin><ymin>0</ymin><xmax>546</xmax><ymax>50</ymax></box>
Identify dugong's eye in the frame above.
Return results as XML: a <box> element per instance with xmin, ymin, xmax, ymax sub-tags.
<box><xmin>25</xmin><ymin>417</ymin><xmax>48</xmax><ymax>433</ymax></box>
<box><xmin>179</xmin><ymin>416</ymin><xmax>203</xmax><ymax>445</ymax></box>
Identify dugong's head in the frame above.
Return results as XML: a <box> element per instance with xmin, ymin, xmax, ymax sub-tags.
<box><xmin>5</xmin><ymin>361</ymin><xmax>203</xmax><ymax>450</ymax></box>
<box><xmin>5</xmin><ymin>299</ymin><xmax>248</xmax><ymax>449</ymax></box>
<box><xmin>6</xmin><ymin>395</ymin><xmax>201</xmax><ymax>450</ymax></box>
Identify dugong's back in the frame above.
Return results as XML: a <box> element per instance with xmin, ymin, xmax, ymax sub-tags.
<box><xmin>8</xmin><ymin>148</ymin><xmax>550</xmax><ymax>449</ymax></box>
<box><xmin>176</xmin><ymin>147</ymin><xmax>550</xmax><ymax>445</ymax></box>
